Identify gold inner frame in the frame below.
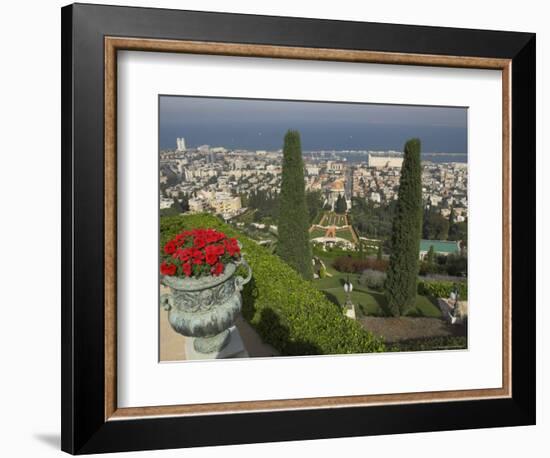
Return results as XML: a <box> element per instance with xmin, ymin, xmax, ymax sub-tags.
<box><xmin>104</xmin><ymin>37</ymin><xmax>512</xmax><ymax>421</ymax></box>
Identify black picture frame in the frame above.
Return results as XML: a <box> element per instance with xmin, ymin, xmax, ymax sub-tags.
<box><xmin>61</xmin><ymin>3</ymin><xmax>536</xmax><ymax>454</ymax></box>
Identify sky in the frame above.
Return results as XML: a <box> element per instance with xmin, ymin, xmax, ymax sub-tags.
<box><xmin>159</xmin><ymin>95</ymin><xmax>468</xmax><ymax>154</ymax></box>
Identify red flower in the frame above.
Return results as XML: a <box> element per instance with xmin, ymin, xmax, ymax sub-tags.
<box><xmin>164</xmin><ymin>240</ymin><xmax>177</xmax><ymax>255</ymax></box>
<box><xmin>190</xmin><ymin>247</ymin><xmax>204</xmax><ymax>260</ymax></box>
<box><xmin>223</xmin><ymin>238</ymin><xmax>240</xmax><ymax>257</ymax></box>
<box><xmin>205</xmin><ymin>244</ymin><xmax>225</xmax><ymax>265</ymax></box>
<box><xmin>162</xmin><ymin>228</ymin><xmax>240</xmax><ymax>279</ymax></box>
<box><xmin>160</xmin><ymin>261</ymin><xmax>177</xmax><ymax>276</ymax></box>
<box><xmin>182</xmin><ymin>263</ymin><xmax>192</xmax><ymax>277</ymax></box>
<box><xmin>212</xmin><ymin>262</ymin><xmax>224</xmax><ymax>276</ymax></box>
<box><xmin>193</xmin><ymin>236</ymin><xmax>207</xmax><ymax>249</ymax></box>
<box><xmin>173</xmin><ymin>233</ymin><xmax>186</xmax><ymax>246</ymax></box>
<box><xmin>205</xmin><ymin>253</ymin><xmax>218</xmax><ymax>266</ymax></box>
<box><xmin>205</xmin><ymin>229</ymin><xmax>226</xmax><ymax>244</ymax></box>
<box><xmin>174</xmin><ymin>248</ymin><xmax>191</xmax><ymax>262</ymax></box>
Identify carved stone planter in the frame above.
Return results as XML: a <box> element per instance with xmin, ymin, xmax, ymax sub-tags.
<box><xmin>161</xmin><ymin>258</ymin><xmax>252</xmax><ymax>354</ymax></box>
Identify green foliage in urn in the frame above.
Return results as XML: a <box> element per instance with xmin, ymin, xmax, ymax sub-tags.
<box><xmin>277</xmin><ymin>130</ymin><xmax>313</xmax><ymax>280</ymax></box>
<box><xmin>385</xmin><ymin>138</ymin><xmax>423</xmax><ymax>316</ymax></box>
<box><xmin>161</xmin><ymin>213</ymin><xmax>386</xmax><ymax>356</ymax></box>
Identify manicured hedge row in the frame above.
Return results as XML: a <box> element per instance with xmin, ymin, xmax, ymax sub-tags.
<box><xmin>417</xmin><ymin>279</ymin><xmax>468</xmax><ymax>300</ymax></box>
<box><xmin>161</xmin><ymin>214</ymin><xmax>385</xmax><ymax>355</ymax></box>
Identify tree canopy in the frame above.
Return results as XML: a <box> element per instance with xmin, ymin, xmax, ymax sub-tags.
<box><xmin>335</xmin><ymin>194</ymin><xmax>347</xmax><ymax>214</ymax></box>
<box><xmin>385</xmin><ymin>138</ymin><xmax>423</xmax><ymax>316</ymax></box>
<box><xmin>277</xmin><ymin>130</ymin><xmax>313</xmax><ymax>280</ymax></box>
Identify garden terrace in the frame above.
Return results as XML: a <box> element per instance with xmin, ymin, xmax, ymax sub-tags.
<box><xmin>309</xmin><ymin>211</ymin><xmax>357</xmax><ymax>245</ymax></box>
<box><xmin>161</xmin><ymin>213</ymin><xmax>385</xmax><ymax>356</ymax></box>
<box><xmin>314</xmin><ymin>259</ymin><xmax>442</xmax><ymax>319</ymax></box>
<box><xmin>319</xmin><ymin>211</ymin><xmax>348</xmax><ymax>227</ymax></box>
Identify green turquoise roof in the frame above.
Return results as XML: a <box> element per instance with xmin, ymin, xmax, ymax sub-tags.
<box><xmin>419</xmin><ymin>240</ymin><xmax>459</xmax><ymax>254</ymax></box>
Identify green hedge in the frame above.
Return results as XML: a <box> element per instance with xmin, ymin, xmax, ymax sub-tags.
<box><xmin>388</xmin><ymin>335</ymin><xmax>467</xmax><ymax>352</ymax></box>
<box><xmin>417</xmin><ymin>280</ymin><xmax>468</xmax><ymax>300</ymax></box>
<box><xmin>161</xmin><ymin>213</ymin><xmax>385</xmax><ymax>355</ymax></box>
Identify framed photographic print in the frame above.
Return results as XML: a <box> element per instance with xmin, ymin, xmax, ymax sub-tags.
<box><xmin>61</xmin><ymin>3</ymin><xmax>536</xmax><ymax>454</ymax></box>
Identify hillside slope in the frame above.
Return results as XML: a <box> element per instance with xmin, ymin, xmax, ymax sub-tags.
<box><xmin>161</xmin><ymin>214</ymin><xmax>385</xmax><ymax>356</ymax></box>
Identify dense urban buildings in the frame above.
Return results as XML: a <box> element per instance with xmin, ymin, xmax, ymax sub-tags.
<box><xmin>160</xmin><ymin>139</ymin><xmax>467</xmax><ymax>226</ymax></box>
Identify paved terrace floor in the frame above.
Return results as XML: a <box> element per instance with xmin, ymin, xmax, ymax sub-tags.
<box><xmin>160</xmin><ymin>307</ymin><xmax>279</xmax><ymax>362</ymax></box>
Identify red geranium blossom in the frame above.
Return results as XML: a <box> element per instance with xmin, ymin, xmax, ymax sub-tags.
<box><xmin>182</xmin><ymin>262</ymin><xmax>192</xmax><ymax>277</ymax></box>
<box><xmin>164</xmin><ymin>240</ymin><xmax>177</xmax><ymax>255</ymax></box>
<box><xmin>160</xmin><ymin>228</ymin><xmax>241</xmax><ymax>279</ymax></box>
<box><xmin>160</xmin><ymin>261</ymin><xmax>177</xmax><ymax>276</ymax></box>
<box><xmin>223</xmin><ymin>238</ymin><xmax>240</xmax><ymax>257</ymax></box>
<box><xmin>204</xmin><ymin>244</ymin><xmax>225</xmax><ymax>265</ymax></box>
<box><xmin>173</xmin><ymin>233</ymin><xmax>186</xmax><ymax>246</ymax></box>
<box><xmin>205</xmin><ymin>229</ymin><xmax>226</xmax><ymax>244</ymax></box>
<box><xmin>212</xmin><ymin>262</ymin><xmax>224</xmax><ymax>276</ymax></box>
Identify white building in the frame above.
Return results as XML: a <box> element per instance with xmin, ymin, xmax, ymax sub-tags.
<box><xmin>368</xmin><ymin>154</ymin><xmax>403</xmax><ymax>168</ymax></box>
<box><xmin>368</xmin><ymin>192</ymin><xmax>381</xmax><ymax>203</ymax></box>
<box><xmin>326</xmin><ymin>161</ymin><xmax>344</xmax><ymax>173</ymax></box>
<box><xmin>176</xmin><ymin>137</ymin><xmax>186</xmax><ymax>152</ymax></box>
<box><xmin>160</xmin><ymin>197</ymin><xmax>174</xmax><ymax>209</ymax></box>
<box><xmin>211</xmin><ymin>146</ymin><xmax>227</xmax><ymax>153</ymax></box>
<box><xmin>306</xmin><ymin>165</ymin><xmax>320</xmax><ymax>176</ymax></box>
<box><xmin>188</xmin><ymin>198</ymin><xmax>204</xmax><ymax>213</ymax></box>
<box><xmin>210</xmin><ymin>193</ymin><xmax>242</xmax><ymax>216</ymax></box>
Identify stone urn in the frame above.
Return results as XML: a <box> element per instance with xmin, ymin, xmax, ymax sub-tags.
<box><xmin>160</xmin><ymin>258</ymin><xmax>252</xmax><ymax>354</ymax></box>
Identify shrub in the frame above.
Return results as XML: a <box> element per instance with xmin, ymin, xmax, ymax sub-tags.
<box><xmin>333</xmin><ymin>256</ymin><xmax>388</xmax><ymax>273</ymax></box>
<box><xmin>388</xmin><ymin>335</ymin><xmax>467</xmax><ymax>352</ymax></box>
<box><xmin>359</xmin><ymin>269</ymin><xmax>386</xmax><ymax>291</ymax></box>
<box><xmin>418</xmin><ymin>261</ymin><xmax>445</xmax><ymax>276</ymax></box>
<box><xmin>313</xmin><ymin>244</ymin><xmax>351</xmax><ymax>259</ymax></box>
<box><xmin>444</xmin><ymin>254</ymin><xmax>468</xmax><ymax>277</ymax></box>
<box><xmin>417</xmin><ymin>279</ymin><xmax>468</xmax><ymax>300</ymax></box>
<box><xmin>319</xmin><ymin>265</ymin><xmax>327</xmax><ymax>279</ymax></box>
<box><xmin>161</xmin><ymin>213</ymin><xmax>385</xmax><ymax>356</ymax></box>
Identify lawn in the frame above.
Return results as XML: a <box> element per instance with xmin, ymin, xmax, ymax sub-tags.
<box><xmin>310</xmin><ymin>227</ymin><xmax>327</xmax><ymax>238</ymax></box>
<box><xmin>321</xmin><ymin>211</ymin><xmax>348</xmax><ymax>227</ymax></box>
<box><xmin>335</xmin><ymin>228</ymin><xmax>354</xmax><ymax>241</ymax></box>
<box><xmin>314</xmin><ymin>260</ymin><xmax>441</xmax><ymax>318</ymax></box>
<box><xmin>230</xmin><ymin>208</ymin><xmax>256</xmax><ymax>224</ymax></box>
<box><xmin>312</xmin><ymin>211</ymin><xmax>324</xmax><ymax>225</ymax></box>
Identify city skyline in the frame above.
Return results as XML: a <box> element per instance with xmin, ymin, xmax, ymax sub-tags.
<box><xmin>159</xmin><ymin>96</ymin><xmax>468</xmax><ymax>153</ymax></box>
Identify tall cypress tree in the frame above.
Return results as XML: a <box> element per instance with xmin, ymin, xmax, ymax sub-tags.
<box><xmin>277</xmin><ymin>130</ymin><xmax>313</xmax><ymax>280</ymax></box>
<box><xmin>449</xmin><ymin>206</ymin><xmax>456</xmax><ymax>226</ymax></box>
<box><xmin>426</xmin><ymin>245</ymin><xmax>435</xmax><ymax>265</ymax></box>
<box><xmin>335</xmin><ymin>194</ymin><xmax>347</xmax><ymax>214</ymax></box>
<box><xmin>385</xmin><ymin>138</ymin><xmax>423</xmax><ymax>316</ymax></box>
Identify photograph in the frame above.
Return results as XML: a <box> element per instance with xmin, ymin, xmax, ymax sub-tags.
<box><xmin>158</xmin><ymin>96</ymin><xmax>469</xmax><ymax>361</ymax></box>
<box><xmin>53</xmin><ymin>2</ymin><xmax>537</xmax><ymax>454</ymax></box>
